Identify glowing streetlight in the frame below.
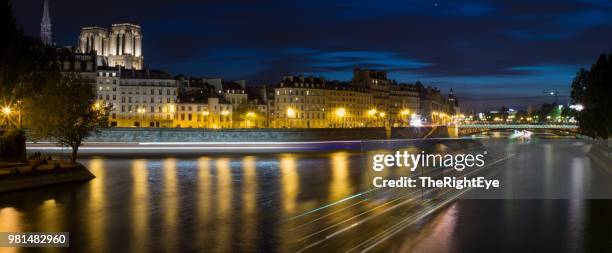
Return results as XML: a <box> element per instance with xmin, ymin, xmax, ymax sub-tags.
<box><xmin>336</xmin><ymin>108</ymin><xmax>346</xmax><ymax>118</ymax></box>
<box><xmin>287</xmin><ymin>107</ymin><xmax>296</xmax><ymax>118</ymax></box>
<box><xmin>367</xmin><ymin>109</ymin><xmax>377</xmax><ymax>117</ymax></box>
<box><xmin>379</xmin><ymin>112</ymin><xmax>386</xmax><ymax>118</ymax></box>
<box><xmin>246</xmin><ymin>111</ymin><xmax>255</xmax><ymax>118</ymax></box>
<box><xmin>400</xmin><ymin>109</ymin><xmax>410</xmax><ymax>116</ymax></box>
<box><xmin>202</xmin><ymin>111</ymin><xmax>210</xmax><ymax>116</ymax></box>
<box><xmin>221</xmin><ymin>110</ymin><xmax>230</xmax><ymax>116</ymax></box>
<box><xmin>2</xmin><ymin>106</ymin><xmax>11</xmax><ymax>115</ymax></box>
<box><xmin>569</xmin><ymin>104</ymin><xmax>584</xmax><ymax>111</ymax></box>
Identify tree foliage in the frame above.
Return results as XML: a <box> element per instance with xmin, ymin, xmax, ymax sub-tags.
<box><xmin>0</xmin><ymin>0</ymin><xmax>59</xmax><ymax>100</ymax></box>
<box><xmin>27</xmin><ymin>72</ymin><xmax>109</xmax><ymax>163</ymax></box>
<box><xmin>571</xmin><ymin>54</ymin><xmax>612</xmax><ymax>139</ymax></box>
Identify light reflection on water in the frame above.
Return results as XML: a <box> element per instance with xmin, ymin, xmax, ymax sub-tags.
<box><xmin>87</xmin><ymin>158</ymin><xmax>105</xmax><ymax>253</ymax></box>
<box><xmin>131</xmin><ymin>159</ymin><xmax>148</xmax><ymax>253</ymax></box>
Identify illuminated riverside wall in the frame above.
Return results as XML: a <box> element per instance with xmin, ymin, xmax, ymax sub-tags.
<box><xmin>83</xmin><ymin>127</ymin><xmax>448</xmax><ymax>142</ymax></box>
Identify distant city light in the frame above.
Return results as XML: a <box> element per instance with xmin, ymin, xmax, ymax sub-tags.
<box><xmin>410</xmin><ymin>114</ymin><xmax>422</xmax><ymax>127</ymax></box>
<box><xmin>569</xmin><ymin>104</ymin><xmax>584</xmax><ymax>111</ymax></box>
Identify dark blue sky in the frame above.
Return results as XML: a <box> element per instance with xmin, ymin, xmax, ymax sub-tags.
<box><xmin>11</xmin><ymin>0</ymin><xmax>612</xmax><ymax>111</ymax></box>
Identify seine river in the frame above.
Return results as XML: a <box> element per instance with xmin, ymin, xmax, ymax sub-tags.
<box><xmin>1</xmin><ymin>134</ymin><xmax>612</xmax><ymax>252</ymax></box>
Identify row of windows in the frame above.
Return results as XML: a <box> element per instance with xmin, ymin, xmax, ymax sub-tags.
<box><xmin>97</xmin><ymin>86</ymin><xmax>177</xmax><ymax>96</ymax></box>
<box><xmin>117</xmin><ymin>105</ymin><xmax>175</xmax><ymax>113</ymax></box>
<box><xmin>177</xmin><ymin>105</ymin><xmax>230</xmax><ymax>111</ymax></box>
<box><xmin>99</xmin><ymin>95</ymin><xmax>175</xmax><ymax>104</ymax></box>
<box><xmin>178</xmin><ymin>114</ymin><xmax>229</xmax><ymax>121</ymax></box>
<box><xmin>96</xmin><ymin>77</ymin><xmax>175</xmax><ymax>87</ymax></box>
<box><xmin>276</xmin><ymin>96</ymin><xmax>370</xmax><ymax>104</ymax></box>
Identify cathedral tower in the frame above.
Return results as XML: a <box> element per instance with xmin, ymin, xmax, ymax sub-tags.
<box><xmin>40</xmin><ymin>0</ymin><xmax>53</xmax><ymax>45</ymax></box>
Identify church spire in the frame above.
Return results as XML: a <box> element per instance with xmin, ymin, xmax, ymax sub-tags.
<box><xmin>40</xmin><ymin>0</ymin><xmax>52</xmax><ymax>45</ymax></box>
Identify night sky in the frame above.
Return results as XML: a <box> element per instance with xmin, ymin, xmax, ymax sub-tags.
<box><xmin>10</xmin><ymin>0</ymin><xmax>612</xmax><ymax>111</ymax></box>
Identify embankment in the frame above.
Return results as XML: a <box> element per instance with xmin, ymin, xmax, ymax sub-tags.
<box><xmin>0</xmin><ymin>163</ymin><xmax>95</xmax><ymax>193</ymax></box>
<box><xmin>83</xmin><ymin>126</ymin><xmax>449</xmax><ymax>143</ymax></box>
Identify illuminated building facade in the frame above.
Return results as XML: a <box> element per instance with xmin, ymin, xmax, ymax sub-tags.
<box><xmin>78</xmin><ymin>23</ymin><xmax>144</xmax><ymax>70</ymax></box>
<box><xmin>389</xmin><ymin>84</ymin><xmax>420</xmax><ymax>127</ymax></box>
<box><xmin>95</xmin><ymin>68</ymin><xmax>177</xmax><ymax>127</ymax></box>
<box><xmin>273</xmin><ymin>76</ymin><xmax>374</xmax><ymax>128</ymax></box>
<box><xmin>94</xmin><ymin>68</ymin><xmax>456</xmax><ymax>128</ymax></box>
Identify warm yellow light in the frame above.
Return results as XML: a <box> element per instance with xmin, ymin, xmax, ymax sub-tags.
<box><xmin>221</xmin><ymin>110</ymin><xmax>230</xmax><ymax>116</ymax></box>
<box><xmin>287</xmin><ymin>107</ymin><xmax>296</xmax><ymax>118</ymax></box>
<box><xmin>246</xmin><ymin>111</ymin><xmax>255</xmax><ymax>118</ymax></box>
<box><xmin>367</xmin><ymin>109</ymin><xmax>377</xmax><ymax>117</ymax></box>
<box><xmin>336</xmin><ymin>108</ymin><xmax>346</xmax><ymax>117</ymax></box>
<box><xmin>379</xmin><ymin>112</ymin><xmax>386</xmax><ymax>117</ymax></box>
<box><xmin>93</xmin><ymin>102</ymin><xmax>101</xmax><ymax>109</ymax></box>
<box><xmin>202</xmin><ymin>111</ymin><xmax>210</xmax><ymax>116</ymax></box>
<box><xmin>400</xmin><ymin>109</ymin><xmax>410</xmax><ymax>116</ymax></box>
<box><xmin>2</xmin><ymin>106</ymin><xmax>11</xmax><ymax>115</ymax></box>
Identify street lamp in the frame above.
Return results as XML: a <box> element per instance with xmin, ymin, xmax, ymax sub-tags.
<box><xmin>400</xmin><ymin>109</ymin><xmax>410</xmax><ymax>126</ymax></box>
<box><xmin>286</xmin><ymin>107</ymin><xmax>296</xmax><ymax>128</ymax></box>
<box><xmin>2</xmin><ymin>106</ymin><xmax>11</xmax><ymax>115</ymax></box>
<box><xmin>336</xmin><ymin>108</ymin><xmax>346</xmax><ymax>118</ymax></box>
<box><xmin>136</xmin><ymin>108</ymin><xmax>145</xmax><ymax>127</ymax></box>
<box><xmin>287</xmin><ymin>107</ymin><xmax>296</xmax><ymax>118</ymax></box>
<box><xmin>245</xmin><ymin>111</ymin><xmax>256</xmax><ymax>128</ymax></box>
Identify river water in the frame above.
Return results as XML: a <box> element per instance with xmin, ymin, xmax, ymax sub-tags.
<box><xmin>1</xmin><ymin>134</ymin><xmax>611</xmax><ymax>252</ymax></box>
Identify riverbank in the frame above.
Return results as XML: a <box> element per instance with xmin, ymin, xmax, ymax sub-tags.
<box><xmin>585</xmin><ymin>138</ymin><xmax>612</xmax><ymax>175</ymax></box>
<box><xmin>0</xmin><ymin>161</ymin><xmax>95</xmax><ymax>193</ymax></box>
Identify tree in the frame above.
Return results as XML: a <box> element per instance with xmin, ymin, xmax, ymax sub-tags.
<box><xmin>571</xmin><ymin>54</ymin><xmax>612</xmax><ymax>139</ymax></box>
<box><xmin>570</xmin><ymin>68</ymin><xmax>589</xmax><ymax>105</ymax></box>
<box><xmin>232</xmin><ymin>103</ymin><xmax>260</xmax><ymax>128</ymax></box>
<box><xmin>0</xmin><ymin>0</ymin><xmax>58</xmax><ymax>101</ymax></box>
<box><xmin>27</xmin><ymin>72</ymin><xmax>108</xmax><ymax>163</ymax></box>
